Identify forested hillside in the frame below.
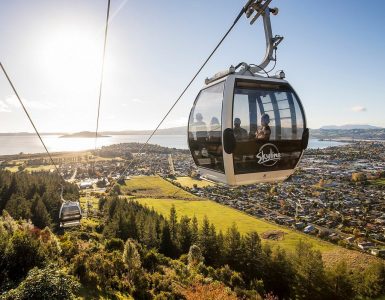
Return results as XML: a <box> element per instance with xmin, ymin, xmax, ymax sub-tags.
<box><xmin>0</xmin><ymin>171</ymin><xmax>78</xmax><ymax>229</ymax></box>
<box><xmin>0</xmin><ymin>170</ymin><xmax>384</xmax><ymax>299</ymax></box>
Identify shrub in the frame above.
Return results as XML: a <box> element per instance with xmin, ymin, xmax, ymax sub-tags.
<box><xmin>105</xmin><ymin>238</ymin><xmax>124</xmax><ymax>252</ymax></box>
<box><xmin>2</xmin><ymin>265</ymin><xmax>80</xmax><ymax>300</ymax></box>
<box><xmin>5</xmin><ymin>230</ymin><xmax>46</xmax><ymax>281</ymax></box>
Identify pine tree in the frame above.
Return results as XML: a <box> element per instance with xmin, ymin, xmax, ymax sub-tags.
<box><xmin>223</xmin><ymin>222</ymin><xmax>243</xmax><ymax>271</ymax></box>
<box><xmin>5</xmin><ymin>195</ymin><xmax>31</xmax><ymax>221</ymax></box>
<box><xmin>292</xmin><ymin>241</ymin><xmax>327</xmax><ymax>300</ymax></box>
<box><xmin>242</xmin><ymin>231</ymin><xmax>263</xmax><ymax>281</ymax></box>
<box><xmin>5</xmin><ymin>176</ymin><xmax>18</xmax><ymax>202</ymax></box>
<box><xmin>326</xmin><ymin>261</ymin><xmax>354</xmax><ymax>300</ymax></box>
<box><xmin>191</xmin><ymin>215</ymin><xmax>199</xmax><ymax>244</ymax></box>
<box><xmin>199</xmin><ymin>216</ymin><xmax>217</xmax><ymax>266</ymax></box>
<box><xmin>263</xmin><ymin>246</ymin><xmax>294</xmax><ymax>300</ymax></box>
<box><xmin>159</xmin><ymin>222</ymin><xmax>174</xmax><ymax>258</ymax></box>
<box><xmin>169</xmin><ymin>204</ymin><xmax>178</xmax><ymax>241</ymax></box>
<box><xmin>178</xmin><ymin>216</ymin><xmax>192</xmax><ymax>253</ymax></box>
<box><xmin>31</xmin><ymin>195</ymin><xmax>51</xmax><ymax>229</ymax></box>
<box><xmin>209</xmin><ymin>223</ymin><xmax>220</xmax><ymax>266</ymax></box>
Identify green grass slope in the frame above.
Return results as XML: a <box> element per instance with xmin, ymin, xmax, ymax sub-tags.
<box><xmin>133</xmin><ymin>176</ymin><xmax>382</xmax><ymax>268</ymax></box>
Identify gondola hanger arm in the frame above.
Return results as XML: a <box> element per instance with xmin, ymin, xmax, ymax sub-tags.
<box><xmin>205</xmin><ymin>0</ymin><xmax>283</xmax><ymax>84</ymax></box>
<box><xmin>245</xmin><ymin>0</ymin><xmax>283</xmax><ymax>74</ymax></box>
<box><xmin>60</xmin><ymin>184</ymin><xmax>66</xmax><ymax>203</ymax></box>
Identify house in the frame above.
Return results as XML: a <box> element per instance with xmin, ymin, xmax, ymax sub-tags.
<box><xmin>370</xmin><ymin>248</ymin><xmax>385</xmax><ymax>258</ymax></box>
<box><xmin>345</xmin><ymin>236</ymin><xmax>355</xmax><ymax>243</ymax></box>
<box><xmin>294</xmin><ymin>222</ymin><xmax>305</xmax><ymax>230</ymax></box>
<box><xmin>357</xmin><ymin>241</ymin><xmax>374</xmax><ymax>251</ymax></box>
<box><xmin>304</xmin><ymin>225</ymin><xmax>315</xmax><ymax>234</ymax></box>
<box><xmin>79</xmin><ymin>181</ymin><xmax>93</xmax><ymax>189</ymax></box>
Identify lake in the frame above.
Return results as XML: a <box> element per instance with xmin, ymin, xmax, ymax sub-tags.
<box><xmin>0</xmin><ymin>135</ymin><xmax>348</xmax><ymax>156</ymax></box>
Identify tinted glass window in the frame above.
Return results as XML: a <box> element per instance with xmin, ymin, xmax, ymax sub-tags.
<box><xmin>188</xmin><ymin>82</ymin><xmax>224</xmax><ymax>172</ymax></box>
<box><xmin>232</xmin><ymin>80</ymin><xmax>305</xmax><ymax>175</ymax></box>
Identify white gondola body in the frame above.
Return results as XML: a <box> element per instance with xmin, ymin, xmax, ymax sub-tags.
<box><xmin>188</xmin><ymin>73</ymin><xmax>308</xmax><ymax>186</ymax></box>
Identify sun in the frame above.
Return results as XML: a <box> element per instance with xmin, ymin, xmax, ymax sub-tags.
<box><xmin>37</xmin><ymin>25</ymin><xmax>106</xmax><ymax>97</ymax></box>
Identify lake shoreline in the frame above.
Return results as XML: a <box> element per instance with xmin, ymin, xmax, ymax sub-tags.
<box><xmin>0</xmin><ymin>135</ymin><xmax>358</xmax><ymax>157</ymax></box>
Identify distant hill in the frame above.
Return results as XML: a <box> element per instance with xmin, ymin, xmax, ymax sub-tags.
<box><xmin>60</xmin><ymin>131</ymin><xmax>110</xmax><ymax>138</ymax></box>
<box><xmin>102</xmin><ymin>126</ymin><xmax>187</xmax><ymax>136</ymax></box>
<box><xmin>311</xmin><ymin>128</ymin><xmax>385</xmax><ymax>140</ymax></box>
<box><xmin>320</xmin><ymin>124</ymin><xmax>383</xmax><ymax>130</ymax></box>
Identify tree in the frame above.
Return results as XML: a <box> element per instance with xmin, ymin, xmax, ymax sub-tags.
<box><xmin>352</xmin><ymin>172</ymin><xmax>366</xmax><ymax>182</ymax></box>
<box><xmin>178</xmin><ymin>216</ymin><xmax>192</xmax><ymax>253</ymax></box>
<box><xmin>159</xmin><ymin>222</ymin><xmax>174</xmax><ymax>258</ymax></box>
<box><xmin>5</xmin><ymin>230</ymin><xmax>46</xmax><ymax>281</ymax></box>
<box><xmin>123</xmin><ymin>239</ymin><xmax>142</xmax><ymax>279</ymax></box>
<box><xmin>263</xmin><ymin>247</ymin><xmax>294</xmax><ymax>300</ymax></box>
<box><xmin>351</xmin><ymin>262</ymin><xmax>385</xmax><ymax>298</ymax></box>
<box><xmin>31</xmin><ymin>195</ymin><xmax>51</xmax><ymax>229</ymax></box>
<box><xmin>169</xmin><ymin>205</ymin><xmax>178</xmax><ymax>241</ymax></box>
<box><xmin>191</xmin><ymin>215</ymin><xmax>199</xmax><ymax>244</ymax></box>
<box><xmin>111</xmin><ymin>184</ymin><xmax>121</xmax><ymax>195</ymax></box>
<box><xmin>326</xmin><ymin>261</ymin><xmax>354</xmax><ymax>300</ymax></box>
<box><xmin>2</xmin><ymin>265</ymin><xmax>80</xmax><ymax>300</ymax></box>
<box><xmin>5</xmin><ymin>195</ymin><xmax>31</xmax><ymax>221</ymax></box>
<box><xmin>223</xmin><ymin>223</ymin><xmax>243</xmax><ymax>271</ymax></box>
<box><xmin>291</xmin><ymin>241</ymin><xmax>328</xmax><ymax>300</ymax></box>
<box><xmin>242</xmin><ymin>231</ymin><xmax>263</xmax><ymax>282</ymax></box>
<box><xmin>188</xmin><ymin>244</ymin><xmax>204</xmax><ymax>267</ymax></box>
<box><xmin>199</xmin><ymin>216</ymin><xmax>217</xmax><ymax>266</ymax></box>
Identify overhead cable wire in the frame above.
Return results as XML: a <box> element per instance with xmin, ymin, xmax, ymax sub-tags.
<box><xmin>94</xmin><ymin>0</ymin><xmax>111</xmax><ymax>151</ymax></box>
<box><xmin>113</xmin><ymin>0</ymin><xmax>254</xmax><ymax>187</ymax></box>
<box><xmin>0</xmin><ymin>62</ymin><xmax>65</xmax><ymax>183</ymax></box>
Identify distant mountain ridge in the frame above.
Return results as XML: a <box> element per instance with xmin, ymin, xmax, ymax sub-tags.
<box><xmin>2</xmin><ymin>125</ymin><xmax>385</xmax><ymax>137</ymax></box>
<box><xmin>320</xmin><ymin>124</ymin><xmax>383</xmax><ymax>130</ymax></box>
<box><xmin>0</xmin><ymin>126</ymin><xmax>188</xmax><ymax>136</ymax></box>
<box><xmin>60</xmin><ymin>131</ymin><xmax>110</xmax><ymax>138</ymax></box>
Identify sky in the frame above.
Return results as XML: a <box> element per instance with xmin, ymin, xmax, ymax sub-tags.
<box><xmin>0</xmin><ymin>0</ymin><xmax>385</xmax><ymax>133</ymax></box>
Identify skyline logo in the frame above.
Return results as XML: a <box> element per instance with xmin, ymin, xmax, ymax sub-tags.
<box><xmin>256</xmin><ymin>143</ymin><xmax>281</xmax><ymax>166</ymax></box>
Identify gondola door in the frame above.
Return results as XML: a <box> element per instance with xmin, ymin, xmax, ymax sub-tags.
<box><xmin>188</xmin><ymin>80</ymin><xmax>227</xmax><ymax>183</ymax></box>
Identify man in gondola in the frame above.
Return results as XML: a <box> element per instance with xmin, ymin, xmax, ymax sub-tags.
<box><xmin>233</xmin><ymin>117</ymin><xmax>248</xmax><ymax>141</ymax></box>
<box><xmin>194</xmin><ymin>113</ymin><xmax>208</xmax><ymax>141</ymax></box>
<box><xmin>256</xmin><ymin>113</ymin><xmax>271</xmax><ymax>141</ymax></box>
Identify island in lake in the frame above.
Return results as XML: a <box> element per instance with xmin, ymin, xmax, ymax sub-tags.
<box><xmin>59</xmin><ymin>131</ymin><xmax>110</xmax><ymax>138</ymax></box>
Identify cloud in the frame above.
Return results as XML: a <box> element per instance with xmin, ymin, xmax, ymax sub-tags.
<box><xmin>351</xmin><ymin>106</ymin><xmax>367</xmax><ymax>112</ymax></box>
<box><xmin>0</xmin><ymin>100</ymin><xmax>11</xmax><ymax>113</ymax></box>
<box><xmin>4</xmin><ymin>95</ymin><xmax>52</xmax><ymax>110</ymax></box>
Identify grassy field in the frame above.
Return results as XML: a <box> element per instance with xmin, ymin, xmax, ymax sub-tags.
<box><xmin>4</xmin><ymin>166</ymin><xmax>20</xmax><ymax>172</ymax></box>
<box><xmin>120</xmin><ymin>176</ymin><xmax>199</xmax><ymax>200</ymax></box>
<box><xmin>133</xmin><ymin>176</ymin><xmax>383</xmax><ymax>268</ymax></box>
<box><xmin>137</xmin><ymin>197</ymin><xmax>383</xmax><ymax>268</ymax></box>
<box><xmin>137</xmin><ymin>198</ymin><xmax>334</xmax><ymax>253</ymax></box>
<box><xmin>370</xmin><ymin>178</ymin><xmax>385</xmax><ymax>186</ymax></box>
<box><xmin>174</xmin><ymin>176</ymin><xmax>216</xmax><ymax>188</ymax></box>
<box><xmin>5</xmin><ymin>164</ymin><xmax>57</xmax><ymax>173</ymax></box>
<box><xmin>25</xmin><ymin>165</ymin><xmax>56</xmax><ymax>172</ymax></box>
<box><xmin>79</xmin><ymin>195</ymin><xmax>100</xmax><ymax>211</ymax></box>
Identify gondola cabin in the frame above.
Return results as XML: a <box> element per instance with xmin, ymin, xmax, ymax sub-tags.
<box><xmin>59</xmin><ymin>201</ymin><xmax>82</xmax><ymax>228</ymax></box>
<box><xmin>188</xmin><ymin>72</ymin><xmax>308</xmax><ymax>186</ymax></box>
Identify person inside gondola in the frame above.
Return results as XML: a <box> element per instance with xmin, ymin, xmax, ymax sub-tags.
<box><xmin>194</xmin><ymin>113</ymin><xmax>208</xmax><ymax>141</ymax></box>
<box><xmin>233</xmin><ymin>117</ymin><xmax>248</xmax><ymax>141</ymax></box>
<box><xmin>208</xmin><ymin>117</ymin><xmax>222</xmax><ymax>167</ymax></box>
<box><xmin>208</xmin><ymin>117</ymin><xmax>221</xmax><ymax>141</ymax></box>
<box><xmin>256</xmin><ymin>113</ymin><xmax>271</xmax><ymax>141</ymax></box>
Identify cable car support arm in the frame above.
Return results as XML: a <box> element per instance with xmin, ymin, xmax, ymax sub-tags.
<box><xmin>206</xmin><ymin>0</ymin><xmax>283</xmax><ymax>84</ymax></box>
